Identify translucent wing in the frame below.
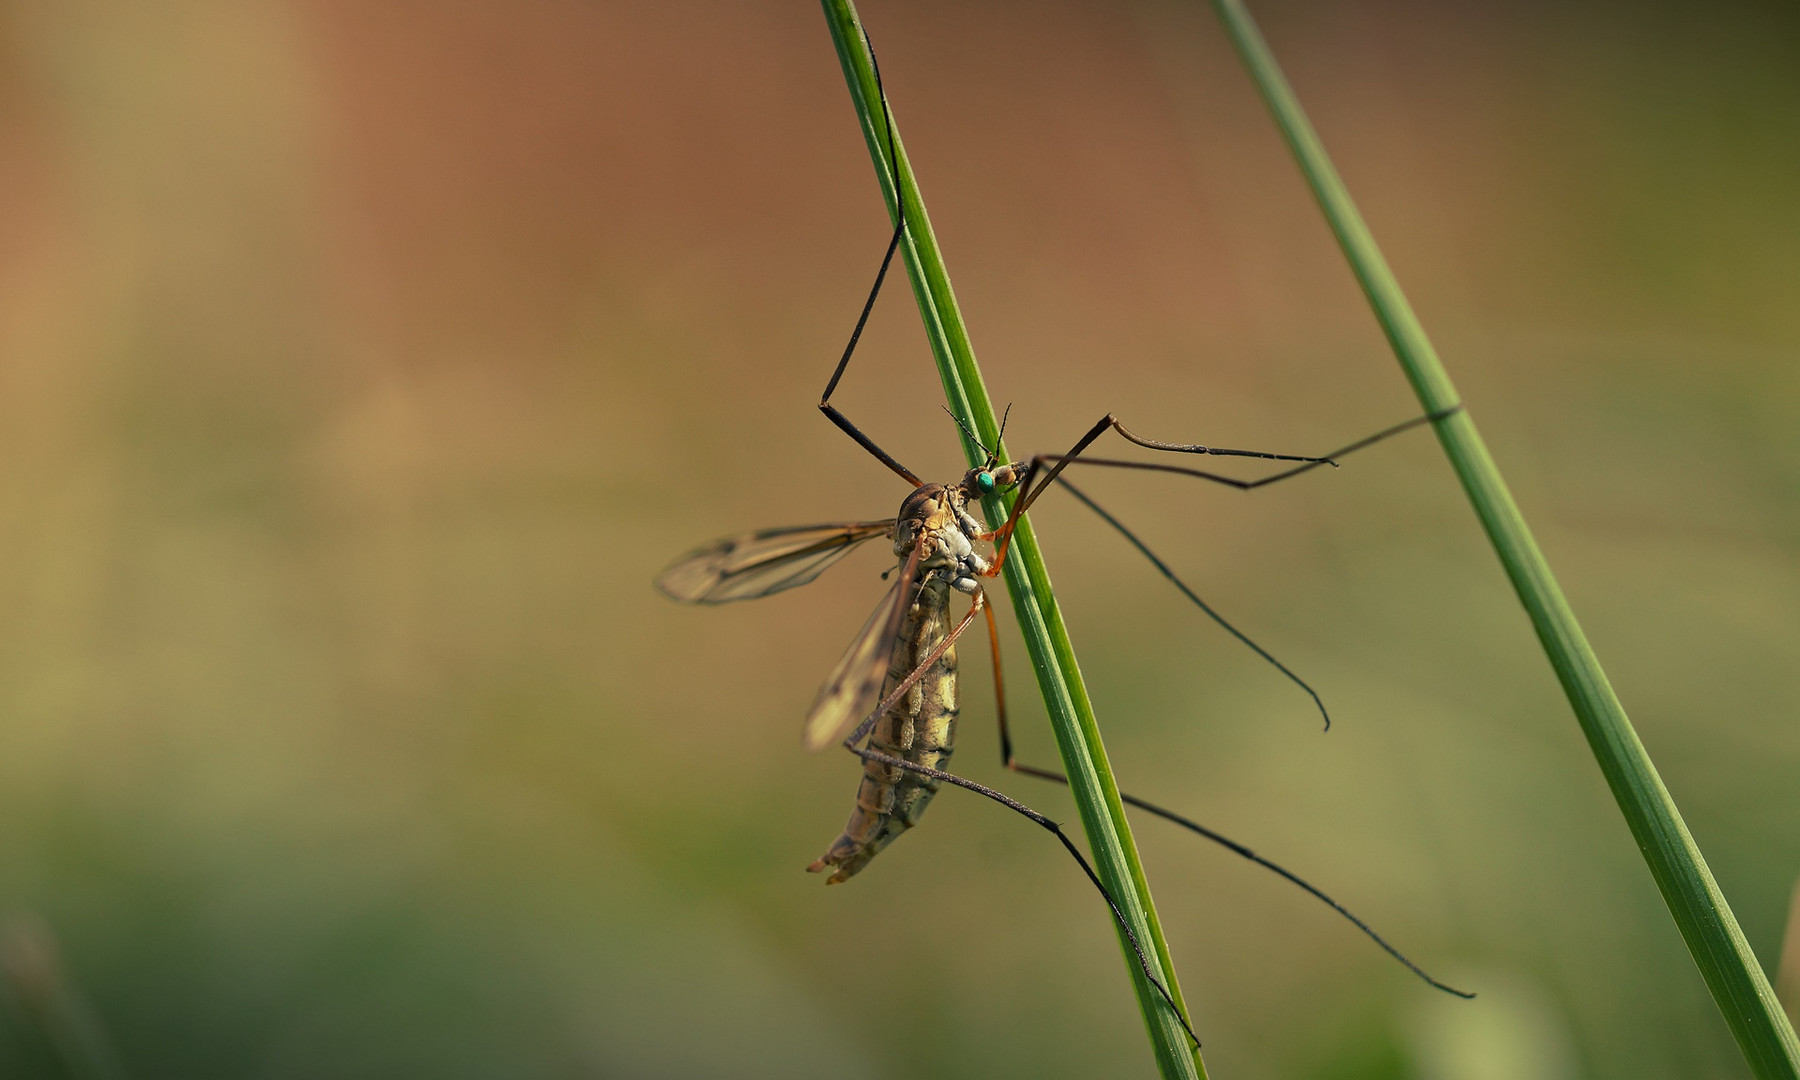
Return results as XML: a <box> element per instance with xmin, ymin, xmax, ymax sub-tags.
<box><xmin>655</xmin><ymin>521</ymin><xmax>893</xmax><ymax>604</ymax></box>
<box><xmin>801</xmin><ymin>543</ymin><xmax>923</xmax><ymax>751</ymax></box>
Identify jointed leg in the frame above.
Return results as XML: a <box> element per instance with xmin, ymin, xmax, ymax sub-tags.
<box><xmin>1061</xmin><ymin>478</ymin><xmax>1332</xmax><ymax>730</ymax></box>
<box><xmin>976</xmin><ymin>590</ymin><xmax>1471</xmax><ymax>998</ymax></box>
<box><xmin>983</xmin><ymin>407</ymin><xmax>1461</xmax><ymax>575</ymax></box>
<box><xmin>817</xmin><ymin>35</ymin><xmax>923</xmax><ymax>488</ymax></box>
<box><xmin>1088</xmin><ymin>410</ymin><xmax>1459</xmax><ymax>491</ymax></box>
<box><xmin>831</xmin><ymin>584</ymin><xmax>1203</xmax><ymax>1045</ymax></box>
<box><xmin>842</xmin><ymin>741</ymin><xmax>1203</xmax><ymax>1047</ymax></box>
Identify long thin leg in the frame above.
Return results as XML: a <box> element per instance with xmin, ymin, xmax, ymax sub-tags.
<box><xmin>1087</xmin><ymin>410</ymin><xmax>1459</xmax><ymax>491</ymax></box>
<box><xmin>849</xmin><ymin>742</ymin><xmax>1204</xmax><ymax>1046</ymax></box>
<box><xmin>817</xmin><ymin>34</ymin><xmax>922</xmax><ymax>488</ymax></box>
<box><xmin>839</xmin><ymin>585</ymin><xmax>1202</xmax><ymax>1047</ymax></box>
<box><xmin>983</xmin><ymin>407</ymin><xmax>1461</xmax><ymax>574</ymax></box>
<box><xmin>851</xmin><ymin>741</ymin><xmax>1205</xmax><ymax>1041</ymax></box>
<box><xmin>977</xmin><ymin>596</ymin><xmax>1472</xmax><ymax>999</ymax></box>
<box><xmin>1047</xmin><ymin>409</ymin><xmax>1462</xmax><ymax>496</ymax></box>
<box><xmin>1060</xmin><ymin>478</ymin><xmax>1331</xmax><ymax>730</ymax></box>
<box><xmin>979</xmin><ymin>409</ymin><xmax>1463</xmax><ymax>709</ymax></box>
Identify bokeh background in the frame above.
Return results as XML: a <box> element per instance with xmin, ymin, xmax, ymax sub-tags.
<box><xmin>2</xmin><ymin>1</ymin><xmax>1797</xmax><ymax>1077</ymax></box>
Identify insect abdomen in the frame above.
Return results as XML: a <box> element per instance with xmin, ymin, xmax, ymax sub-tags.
<box><xmin>808</xmin><ymin>578</ymin><xmax>957</xmax><ymax>883</ymax></box>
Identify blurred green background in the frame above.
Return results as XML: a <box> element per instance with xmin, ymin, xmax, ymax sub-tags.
<box><xmin>1</xmin><ymin>1</ymin><xmax>1797</xmax><ymax>1077</ymax></box>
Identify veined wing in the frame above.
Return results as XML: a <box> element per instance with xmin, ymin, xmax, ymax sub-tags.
<box><xmin>655</xmin><ymin>521</ymin><xmax>893</xmax><ymax>604</ymax></box>
<box><xmin>801</xmin><ymin>542</ymin><xmax>923</xmax><ymax>751</ymax></box>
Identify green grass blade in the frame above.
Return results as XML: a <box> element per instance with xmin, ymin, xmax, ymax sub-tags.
<box><xmin>820</xmin><ymin>4</ymin><xmax>1204</xmax><ymax>1076</ymax></box>
<box><xmin>1205</xmin><ymin>1</ymin><xmax>1800</xmax><ymax>1074</ymax></box>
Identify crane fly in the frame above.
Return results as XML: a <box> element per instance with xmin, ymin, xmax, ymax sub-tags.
<box><xmin>656</xmin><ymin>24</ymin><xmax>1470</xmax><ymax>1047</ymax></box>
<box><xmin>659</xmin><ymin>460</ymin><xmax>1009</xmax><ymax>880</ymax></box>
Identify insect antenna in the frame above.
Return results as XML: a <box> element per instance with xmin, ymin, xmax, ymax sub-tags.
<box><xmin>946</xmin><ymin>401</ymin><xmax>1013</xmax><ymax>468</ymax></box>
<box><xmin>942</xmin><ymin>405</ymin><xmax>995</xmax><ymax>463</ymax></box>
<box><xmin>991</xmin><ymin>402</ymin><xmax>1013</xmax><ymax>466</ymax></box>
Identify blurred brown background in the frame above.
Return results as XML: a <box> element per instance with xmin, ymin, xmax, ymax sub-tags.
<box><xmin>1</xmin><ymin>1</ymin><xmax>1797</xmax><ymax>1077</ymax></box>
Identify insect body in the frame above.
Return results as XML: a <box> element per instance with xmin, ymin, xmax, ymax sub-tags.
<box><xmin>807</xmin><ymin>470</ymin><xmax>1012</xmax><ymax>881</ymax></box>
<box><xmin>808</xmin><ymin>562</ymin><xmax>958</xmax><ymax>882</ymax></box>
<box><xmin>655</xmin><ymin>405</ymin><xmax>1470</xmax><ymax>1050</ymax></box>
<box><xmin>658</xmin><ymin>464</ymin><xmax>1024</xmax><ymax>883</ymax></box>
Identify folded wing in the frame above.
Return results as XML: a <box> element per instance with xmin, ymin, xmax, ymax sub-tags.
<box><xmin>801</xmin><ymin>542</ymin><xmax>922</xmax><ymax>751</ymax></box>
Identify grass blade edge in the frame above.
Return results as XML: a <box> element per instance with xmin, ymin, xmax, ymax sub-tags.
<box><xmin>1205</xmin><ymin>1</ymin><xmax>1800</xmax><ymax>1075</ymax></box>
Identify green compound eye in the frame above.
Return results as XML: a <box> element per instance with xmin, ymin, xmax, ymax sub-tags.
<box><xmin>975</xmin><ymin>471</ymin><xmax>996</xmax><ymax>494</ymax></box>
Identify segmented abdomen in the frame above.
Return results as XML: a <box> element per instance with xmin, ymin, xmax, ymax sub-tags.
<box><xmin>808</xmin><ymin>577</ymin><xmax>956</xmax><ymax>883</ymax></box>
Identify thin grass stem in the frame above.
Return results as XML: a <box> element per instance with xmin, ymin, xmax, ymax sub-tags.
<box><xmin>820</xmin><ymin>3</ymin><xmax>1205</xmax><ymax>1076</ymax></box>
<box><xmin>1204</xmin><ymin>2</ymin><xmax>1800</xmax><ymax>1075</ymax></box>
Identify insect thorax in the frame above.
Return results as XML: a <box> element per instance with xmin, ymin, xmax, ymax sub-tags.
<box><xmin>893</xmin><ymin>484</ymin><xmax>988</xmax><ymax>593</ymax></box>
